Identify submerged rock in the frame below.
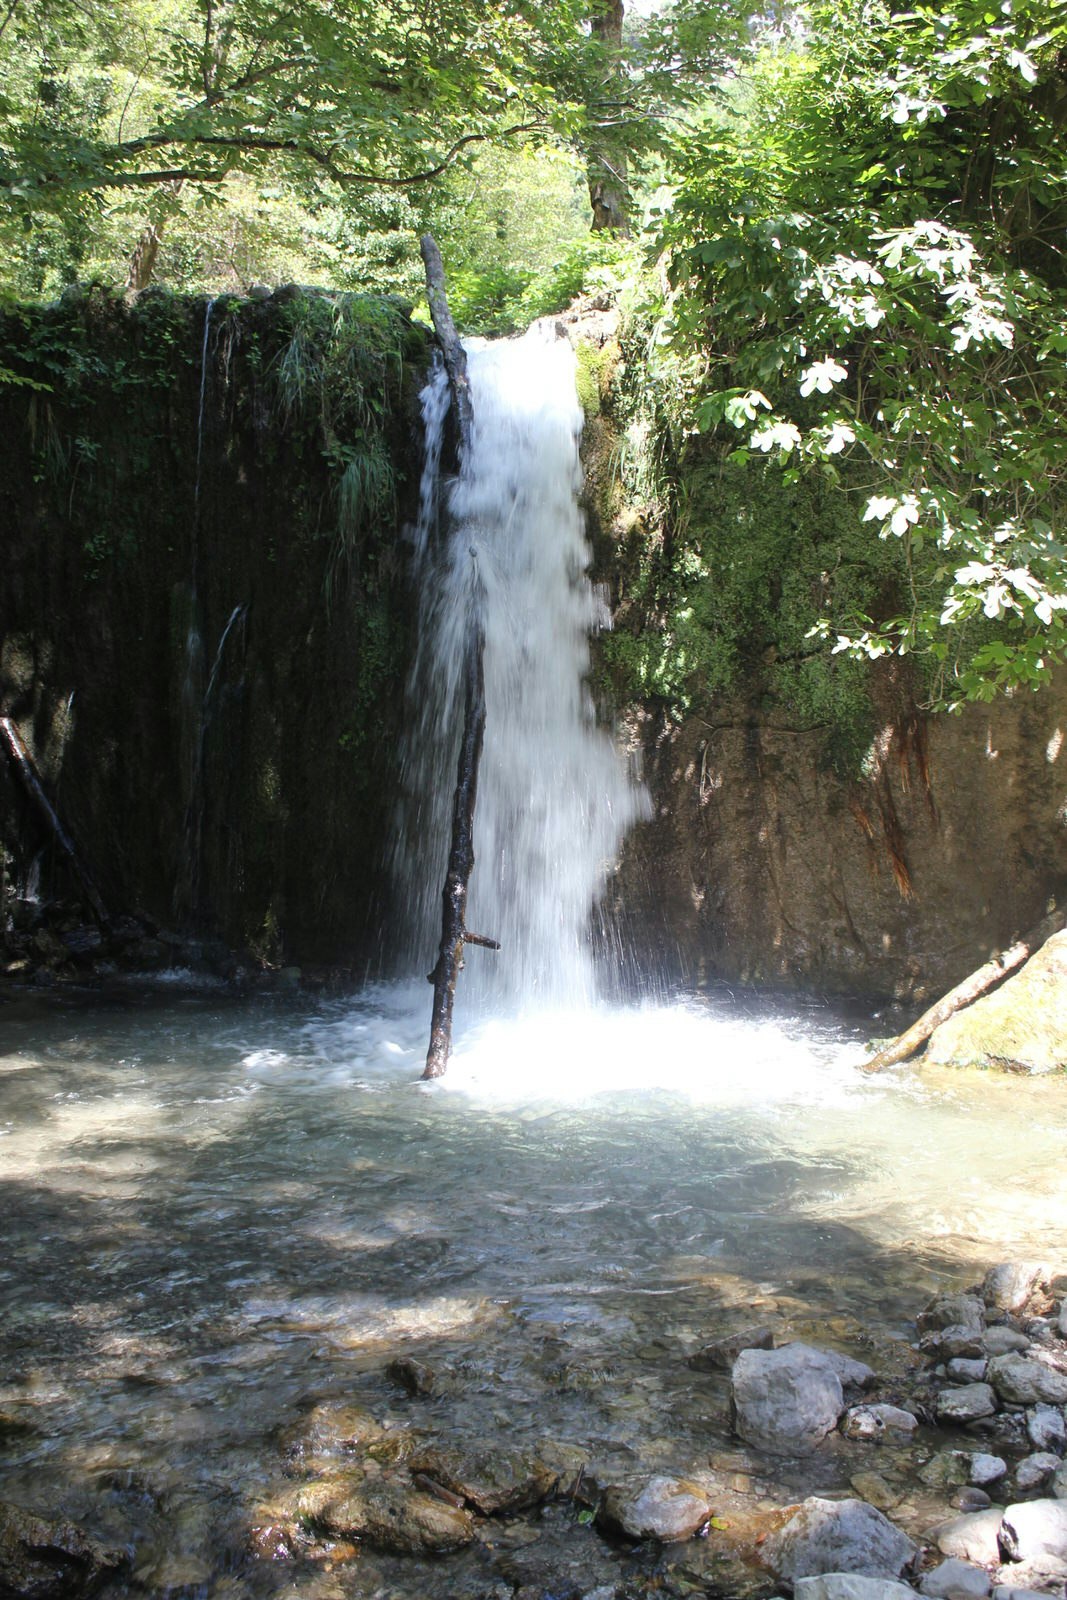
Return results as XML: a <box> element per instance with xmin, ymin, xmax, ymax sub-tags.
<box><xmin>761</xmin><ymin>1496</ymin><xmax>917</xmax><ymax>1580</ymax></box>
<box><xmin>406</xmin><ymin>1445</ymin><xmax>557</xmax><ymax>1515</ymax></box>
<box><xmin>386</xmin><ymin>1356</ymin><xmax>438</xmax><ymax>1398</ymax></box>
<box><xmin>982</xmin><ymin>1264</ymin><xmax>1046</xmax><ymax>1315</ymax></box>
<box><xmin>597</xmin><ymin>1475</ymin><xmax>713</xmax><ymax>1542</ymax></box>
<box><xmin>731</xmin><ymin>1344</ymin><xmax>848</xmax><ymax>1455</ymax></box>
<box><xmin>0</xmin><ymin>1501</ymin><xmax>126</xmax><ymax>1599</ymax></box>
<box><xmin>924</xmin><ymin>932</ymin><xmax>1067</xmax><ymax>1073</ymax></box>
<box><xmin>688</xmin><ymin>1325</ymin><xmax>774</xmax><ymax>1372</ymax></box>
<box><xmin>296</xmin><ymin>1472</ymin><xmax>474</xmax><ymax>1554</ymax></box>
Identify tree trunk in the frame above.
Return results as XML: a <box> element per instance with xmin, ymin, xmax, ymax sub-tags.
<box><xmin>586</xmin><ymin>0</ymin><xmax>630</xmax><ymax>234</ymax></box>
<box><xmin>124</xmin><ymin>178</ymin><xmax>185</xmax><ymax>298</ymax></box>
<box><xmin>861</xmin><ymin>907</ymin><xmax>1064</xmax><ymax>1073</ymax></box>
<box><xmin>418</xmin><ymin>234</ymin><xmax>496</xmax><ymax>1080</ymax></box>
<box><xmin>0</xmin><ymin>716</ymin><xmax>109</xmax><ymax>926</ymax></box>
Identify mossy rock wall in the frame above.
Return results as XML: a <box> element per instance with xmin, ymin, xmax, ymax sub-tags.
<box><xmin>0</xmin><ymin>288</ymin><xmax>432</xmax><ymax>967</ymax></box>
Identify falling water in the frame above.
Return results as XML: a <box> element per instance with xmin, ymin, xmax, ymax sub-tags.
<box><xmin>396</xmin><ymin>326</ymin><xmax>646</xmax><ymax>1014</ymax></box>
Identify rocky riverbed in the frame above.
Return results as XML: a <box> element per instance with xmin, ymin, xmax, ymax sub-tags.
<box><xmin>4</xmin><ymin>1259</ymin><xmax>1066</xmax><ymax>1600</ymax></box>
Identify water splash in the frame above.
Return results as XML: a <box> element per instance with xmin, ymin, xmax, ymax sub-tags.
<box><xmin>395</xmin><ymin>326</ymin><xmax>646</xmax><ymax>1015</ymax></box>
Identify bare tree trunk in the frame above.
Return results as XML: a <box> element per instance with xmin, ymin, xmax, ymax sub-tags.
<box><xmin>124</xmin><ymin>178</ymin><xmax>186</xmax><ymax>298</ymax></box>
<box><xmin>861</xmin><ymin>907</ymin><xmax>1063</xmax><ymax>1072</ymax></box>
<box><xmin>586</xmin><ymin>0</ymin><xmax>630</xmax><ymax>234</ymax></box>
<box><xmin>0</xmin><ymin>717</ymin><xmax>109</xmax><ymax>926</ymax></box>
<box><xmin>418</xmin><ymin>234</ymin><xmax>497</xmax><ymax>1080</ymax></box>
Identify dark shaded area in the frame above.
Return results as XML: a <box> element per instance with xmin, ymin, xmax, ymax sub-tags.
<box><xmin>0</xmin><ymin>288</ymin><xmax>432</xmax><ymax>970</ymax></box>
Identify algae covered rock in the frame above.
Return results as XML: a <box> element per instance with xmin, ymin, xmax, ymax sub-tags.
<box><xmin>0</xmin><ymin>1500</ymin><xmax>125</xmax><ymax>1599</ymax></box>
<box><xmin>924</xmin><ymin>931</ymin><xmax>1067</xmax><ymax>1073</ymax></box>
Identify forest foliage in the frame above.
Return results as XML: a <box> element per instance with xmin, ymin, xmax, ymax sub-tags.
<box><xmin>2</xmin><ymin>0</ymin><xmax>1066</xmax><ymax>708</ymax></box>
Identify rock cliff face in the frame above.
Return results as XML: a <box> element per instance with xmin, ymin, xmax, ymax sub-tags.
<box><xmin>0</xmin><ymin>289</ymin><xmax>431</xmax><ymax>970</ymax></box>
<box><xmin>607</xmin><ymin>679</ymin><xmax>1067</xmax><ymax>1001</ymax></box>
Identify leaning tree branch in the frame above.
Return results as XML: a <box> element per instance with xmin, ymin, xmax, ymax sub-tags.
<box><xmin>419</xmin><ymin>234</ymin><xmax>497</xmax><ymax>1079</ymax></box>
<box><xmin>861</xmin><ymin>906</ymin><xmax>1064</xmax><ymax>1073</ymax></box>
<box><xmin>0</xmin><ymin>717</ymin><xmax>109</xmax><ymax>928</ymax></box>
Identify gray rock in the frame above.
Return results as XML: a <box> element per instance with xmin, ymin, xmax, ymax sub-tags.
<box><xmin>0</xmin><ymin>1502</ymin><xmax>126</xmax><ymax>1600</ymax></box>
<box><xmin>1059</xmin><ymin>1303</ymin><xmax>1067</xmax><ymax>1339</ymax></box>
<box><xmin>920</xmin><ymin>1296</ymin><xmax>987</xmax><ymax>1335</ymax></box>
<box><xmin>841</xmin><ymin>1404</ymin><xmax>918</xmax><ymax>1441</ymax></box>
<box><xmin>954</xmin><ymin>1489</ymin><xmax>992</xmax><ymax>1513</ymax></box>
<box><xmin>921</xmin><ymin>1452</ymin><xmax>976</xmax><ymax>1490</ymax></box>
<box><xmin>971</xmin><ymin>1453</ymin><xmax>1009</xmax><ymax>1486</ymax></box>
<box><xmin>688</xmin><ymin>1325</ymin><xmax>774</xmax><ymax>1372</ymax></box>
<box><xmin>597</xmin><ymin>1475</ymin><xmax>712</xmax><ymax>1542</ymax></box>
<box><xmin>795</xmin><ymin>1578</ymin><xmax>918</xmax><ymax>1600</ymax></box>
<box><xmin>988</xmin><ymin>1355</ymin><xmax>1067</xmax><ymax>1407</ymax></box>
<box><xmin>983</xmin><ymin>1264</ymin><xmax>1046</xmax><ymax>1315</ymax></box>
<box><xmin>936</xmin><ymin>1384</ymin><xmax>998</xmax><ymax>1424</ymax></box>
<box><xmin>1052</xmin><ymin>1460</ymin><xmax>1067</xmax><ymax>1499</ymax></box>
<box><xmin>823</xmin><ymin>1350</ymin><xmax>878</xmax><ymax>1390</ymax></box>
<box><xmin>919</xmin><ymin>1558</ymin><xmax>992</xmax><ymax>1599</ymax></box>
<box><xmin>983</xmin><ymin>1328</ymin><xmax>1033</xmax><ymax>1357</ymax></box>
<box><xmin>932</xmin><ymin>1328</ymin><xmax>989</xmax><ymax>1360</ymax></box>
<box><xmin>993</xmin><ymin>1588</ymin><xmax>1067</xmax><ymax>1600</ymax></box>
<box><xmin>732</xmin><ymin>1344</ymin><xmax>845</xmax><ymax>1455</ymax></box>
<box><xmin>1026</xmin><ymin>1404</ymin><xmax>1066</xmax><ymax>1453</ymax></box>
<box><xmin>761</xmin><ymin>1497</ymin><xmax>917</xmax><ymax>1580</ymax></box>
<box><xmin>932</xmin><ymin>1508</ymin><xmax>1005</xmax><ymax>1564</ymax></box>
<box><xmin>1014</xmin><ymin>1453</ymin><xmax>1061</xmax><ymax>1493</ymax></box>
<box><xmin>948</xmin><ymin>1359</ymin><xmax>989</xmax><ymax>1384</ymax></box>
<box><xmin>1000</xmin><ymin>1498</ymin><xmax>1067</xmax><ymax>1562</ymax></box>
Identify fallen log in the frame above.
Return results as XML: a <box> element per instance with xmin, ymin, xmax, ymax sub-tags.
<box><xmin>861</xmin><ymin>906</ymin><xmax>1063</xmax><ymax>1072</ymax></box>
<box><xmin>0</xmin><ymin>716</ymin><xmax>109</xmax><ymax>927</ymax></box>
<box><xmin>419</xmin><ymin>234</ymin><xmax>496</xmax><ymax>1080</ymax></box>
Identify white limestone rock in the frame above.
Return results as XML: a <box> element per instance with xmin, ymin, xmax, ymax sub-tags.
<box><xmin>762</xmin><ymin>1497</ymin><xmax>917</xmax><ymax>1580</ymax></box>
<box><xmin>932</xmin><ymin>1508</ymin><xmax>1005</xmax><ymax>1565</ymax></box>
<box><xmin>983</xmin><ymin>1264</ymin><xmax>1046</xmax><ymax>1316</ymax></box>
<box><xmin>999</xmin><ymin>1498</ymin><xmax>1067</xmax><ymax>1563</ymax></box>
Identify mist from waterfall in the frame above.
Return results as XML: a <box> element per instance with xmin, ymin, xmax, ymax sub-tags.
<box><xmin>394</xmin><ymin>326</ymin><xmax>646</xmax><ymax>1015</ymax></box>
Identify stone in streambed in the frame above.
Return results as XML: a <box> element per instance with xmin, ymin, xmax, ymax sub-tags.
<box><xmin>761</xmin><ymin>1497</ymin><xmax>917</xmax><ymax>1580</ymax></box>
<box><xmin>688</xmin><ymin>1325</ymin><xmax>774</xmax><ymax>1372</ymax></box>
<box><xmin>406</xmin><ymin>1444</ymin><xmax>557</xmax><ymax>1515</ymax></box>
<box><xmin>597</xmin><ymin>1475</ymin><xmax>713</xmax><ymax>1542</ymax></box>
<box><xmin>982</xmin><ymin>1264</ymin><xmax>1047</xmax><ymax>1315</ymax></box>
<box><xmin>794</xmin><ymin>1577</ymin><xmax>918</xmax><ymax>1600</ymax></box>
<box><xmin>296</xmin><ymin>1473</ymin><xmax>474</xmax><ymax>1553</ymax></box>
<box><xmin>1014</xmin><ymin>1453</ymin><xmax>1061</xmax><ymax>1493</ymax></box>
<box><xmin>936</xmin><ymin>1384</ymin><xmax>997</xmax><ymax>1424</ymax></box>
<box><xmin>919</xmin><ymin>1296</ymin><xmax>987</xmax><ymax>1335</ymax></box>
<box><xmin>999</xmin><ymin>1498</ymin><xmax>1067</xmax><ymax>1563</ymax></box>
<box><xmin>0</xmin><ymin>1501</ymin><xmax>126</xmax><ymax>1600</ymax></box>
<box><xmin>1026</xmin><ymin>1404</ymin><xmax>1066</xmax><ymax>1453</ymax></box>
<box><xmin>931</xmin><ymin>1508</ymin><xmax>1004</xmax><ymax>1564</ymax></box>
<box><xmin>982</xmin><ymin>1328</ymin><xmax>1032</xmax><ymax>1357</ymax></box>
<box><xmin>988</xmin><ymin>1354</ymin><xmax>1067</xmax><ymax>1406</ymax></box>
<box><xmin>947</xmin><ymin>1359</ymin><xmax>989</xmax><ymax>1384</ymax></box>
<box><xmin>841</xmin><ymin>1404</ymin><xmax>917</xmax><ymax>1441</ymax></box>
<box><xmin>732</xmin><ymin>1344</ymin><xmax>862</xmax><ymax>1455</ymax></box>
<box><xmin>919</xmin><ymin>1558</ymin><xmax>992</xmax><ymax>1600</ymax></box>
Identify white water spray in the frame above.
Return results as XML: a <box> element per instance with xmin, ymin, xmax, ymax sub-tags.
<box><xmin>396</xmin><ymin>326</ymin><xmax>646</xmax><ymax>1015</ymax></box>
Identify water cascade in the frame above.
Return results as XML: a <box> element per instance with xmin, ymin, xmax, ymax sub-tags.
<box><xmin>396</xmin><ymin>326</ymin><xmax>646</xmax><ymax>1023</ymax></box>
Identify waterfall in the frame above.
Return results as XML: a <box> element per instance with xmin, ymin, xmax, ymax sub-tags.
<box><xmin>395</xmin><ymin>325</ymin><xmax>645</xmax><ymax>1015</ymax></box>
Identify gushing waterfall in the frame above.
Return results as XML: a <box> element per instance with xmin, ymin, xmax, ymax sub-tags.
<box><xmin>395</xmin><ymin>326</ymin><xmax>645</xmax><ymax>1014</ymax></box>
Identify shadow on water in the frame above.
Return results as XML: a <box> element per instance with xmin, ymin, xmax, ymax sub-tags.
<box><xmin>0</xmin><ymin>986</ymin><xmax>1063</xmax><ymax>1598</ymax></box>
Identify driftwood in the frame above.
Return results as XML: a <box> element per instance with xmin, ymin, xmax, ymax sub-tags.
<box><xmin>419</xmin><ymin>233</ymin><xmax>496</xmax><ymax>1080</ymax></box>
<box><xmin>861</xmin><ymin>906</ymin><xmax>1063</xmax><ymax>1073</ymax></box>
<box><xmin>0</xmin><ymin>716</ymin><xmax>109</xmax><ymax>926</ymax></box>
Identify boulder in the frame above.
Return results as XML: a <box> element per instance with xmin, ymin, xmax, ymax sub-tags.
<box><xmin>795</xmin><ymin>1577</ymin><xmax>918</xmax><ymax>1600</ymax></box>
<box><xmin>761</xmin><ymin>1497</ymin><xmax>917</xmax><ymax>1580</ymax></box>
<box><xmin>932</xmin><ymin>1509</ymin><xmax>1005</xmax><ymax>1564</ymax></box>
<box><xmin>0</xmin><ymin>1501</ymin><xmax>125</xmax><ymax>1600</ymax></box>
<box><xmin>999</xmin><ymin>1498</ymin><xmax>1067</xmax><ymax>1563</ymax></box>
<box><xmin>982</xmin><ymin>1328</ymin><xmax>1032</xmax><ymax>1357</ymax></box>
<box><xmin>732</xmin><ymin>1345</ymin><xmax>846</xmax><ymax>1455</ymax></box>
<box><xmin>296</xmin><ymin>1473</ymin><xmax>474</xmax><ymax>1554</ymax></box>
<box><xmin>987</xmin><ymin>1355</ymin><xmax>1067</xmax><ymax>1407</ymax></box>
<box><xmin>919</xmin><ymin>1558</ymin><xmax>992</xmax><ymax>1599</ymax></box>
<box><xmin>924</xmin><ymin>932</ymin><xmax>1067</xmax><ymax>1073</ymax></box>
<box><xmin>597</xmin><ymin>1475</ymin><xmax>713</xmax><ymax>1542</ymax></box>
<box><xmin>936</xmin><ymin>1384</ymin><xmax>998</xmax><ymax>1424</ymax></box>
<box><xmin>919</xmin><ymin>1296</ymin><xmax>987</xmax><ymax>1335</ymax></box>
<box><xmin>406</xmin><ymin>1445</ymin><xmax>557</xmax><ymax>1515</ymax></box>
<box><xmin>982</xmin><ymin>1264</ymin><xmax>1046</xmax><ymax>1315</ymax></box>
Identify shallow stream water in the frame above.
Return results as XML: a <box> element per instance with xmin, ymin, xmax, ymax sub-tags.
<box><xmin>2</xmin><ymin>982</ymin><xmax>1066</xmax><ymax>1598</ymax></box>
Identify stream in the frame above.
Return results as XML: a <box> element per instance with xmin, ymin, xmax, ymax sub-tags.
<box><xmin>2</xmin><ymin>981</ymin><xmax>1066</xmax><ymax>1597</ymax></box>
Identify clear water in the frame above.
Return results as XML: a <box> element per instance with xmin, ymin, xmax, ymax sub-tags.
<box><xmin>2</xmin><ymin>985</ymin><xmax>1066</xmax><ymax>1597</ymax></box>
